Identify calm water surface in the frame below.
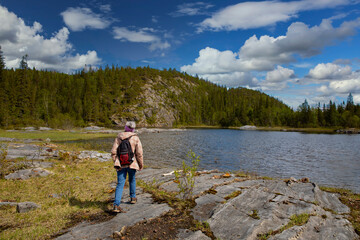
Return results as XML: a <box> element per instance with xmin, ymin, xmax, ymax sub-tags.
<box><xmin>79</xmin><ymin>129</ymin><xmax>360</xmax><ymax>193</ymax></box>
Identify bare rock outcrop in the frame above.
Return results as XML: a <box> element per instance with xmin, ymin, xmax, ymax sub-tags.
<box><xmin>5</xmin><ymin>167</ymin><xmax>53</xmax><ymax>180</ymax></box>
<box><xmin>54</xmin><ymin>169</ymin><xmax>358</xmax><ymax>240</ymax></box>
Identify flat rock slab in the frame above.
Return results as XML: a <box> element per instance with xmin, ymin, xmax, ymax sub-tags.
<box><xmin>51</xmin><ymin>168</ymin><xmax>358</xmax><ymax>240</ymax></box>
<box><xmin>78</xmin><ymin>151</ymin><xmax>111</xmax><ymax>162</ymax></box>
<box><xmin>56</xmin><ymin>192</ymin><xmax>171</xmax><ymax>240</ymax></box>
<box><xmin>5</xmin><ymin>167</ymin><xmax>53</xmax><ymax>180</ymax></box>
<box><xmin>5</xmin><ymin>143</ymin><xmax>56</xmax><ymax>160</ymax></box>
<box><xmin>188</xmin><ymin>177</ymin><xmax>356</xmax><ymax>240</ymax></box>
<box><xmin>177</xmin><ymin>229</ymin><xmax>211</xmax><ymax>240</ymax></box>
<box><xmin>160</xmin><ymin>173</ymin><xmax>237</xmax><ymax>196</ymax></box>
<box><xmin>137</xmin><ymin>168</ymin><xmax>175</xmax><ymax>184</ymax></box>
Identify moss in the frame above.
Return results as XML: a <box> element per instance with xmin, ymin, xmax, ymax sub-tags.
<box><xmin>249</xmin><ymin>210</ymin><xmax>260</xmax><ymax>220</ymax></box>
<box><xmin>205</xmin><ymin>187</ymin><xmax>217</xmax><ymax>195</ymax></box>
<box><xmin>224</xmin><ymin>190</ymin><xmax>242</xmax><ymax>200</ymax></box>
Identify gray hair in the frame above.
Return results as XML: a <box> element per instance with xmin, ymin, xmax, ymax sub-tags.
<box><xmin>125</xmin><ymin>121</ymin><xmax>136</xmax><ymax>129</ymax></box>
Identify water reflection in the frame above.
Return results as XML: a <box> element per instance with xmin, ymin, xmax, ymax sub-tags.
<box><xmin>69</xmin><ymin>129</ymin><xmax>360</xmax><ymax>193</ymax></box>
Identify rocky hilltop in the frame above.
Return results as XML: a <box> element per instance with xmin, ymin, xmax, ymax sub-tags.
<box><xmin>110</xmin><ymin>76</ymin><xmax>194</xmax><ymax>128</ymax></box>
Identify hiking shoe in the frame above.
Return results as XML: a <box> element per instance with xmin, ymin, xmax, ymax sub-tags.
<box><xmin>113</xmin><ymin>205</ymin><xmax>125</xmax><ymax>213</ymax></box>
<box><xmin>130</xmin><ymin>197</ymin><xmax>137</xmax><ymax>204</ymax></box>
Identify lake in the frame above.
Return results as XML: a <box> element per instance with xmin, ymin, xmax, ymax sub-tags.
<box><xmin>73</xmin><ymin>129</ymin><xmax>360</xmax><ymax>193</ymax></box>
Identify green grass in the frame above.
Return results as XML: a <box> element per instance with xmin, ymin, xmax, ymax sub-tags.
<box><xmin>224</xmin><ymin>190</ymin><xmax>242</xmax><ymax>200</ymax></box>
<box><xmin>0</xmin><ymin>158</ymin><xmax>116</xmax><ymax>240</ymax></box>
<box><xmin>0</xmin><ymin>129</ymin><xmax>113</xmax><ymax>141</ymax></box>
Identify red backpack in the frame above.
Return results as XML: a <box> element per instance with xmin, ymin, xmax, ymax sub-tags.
<box><xmin>116</xmin><ymin>136</ymin><xmax>134</xmax><ymax>165</ymax></box>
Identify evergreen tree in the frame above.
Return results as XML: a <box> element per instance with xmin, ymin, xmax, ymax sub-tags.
<box><xmin>19</xmin><ymin>54</ymin><xmax>28</xmax><ymax>70</ymax></box>
<box><xmin>0</xmin><ymin>46</ymin><xmax>8</xmax><ymax>126</ymax></box>
<box><xmin>346</xmin><ymin>93</ymin><xmax>354</xmax><ymax>112</ymax></box>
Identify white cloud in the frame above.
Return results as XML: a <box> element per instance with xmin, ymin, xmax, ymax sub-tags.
<box><xmin>113</xmin><ymin>27</ymin><xmax>170</xmax><ymax>51</ymax></box>
<box><xmin>318</xmin><ymin>77</ymin><xmax>360</xmax><ymax>95</ymax></box>
<box><xmin>353</xmin><ymin>94</ymin><xmax>360</xmax><ymax>103</ymax></box>
<box><xmin>181</xmin><ymin>47</ymin><xmax>242</xmax><ymax>74</ymax></box>
<box><xmin>0</xmin><ymin>5</ymin><xmax>101</xmax><ymax>72</ymax></box>
<box><xmin>239</xmin><ymin>18</ymin><xmax>360</xmax><ymax>64</ymax></box>
<box><xmin>197</xmin><ymin>0</ymin><xmax>353</xmax><ymax>32</ymax></box>
<box><xmin>171</xmin><ymin>2</ymin><xmax>214</xmax><ymax>17</ymax></box>
<box><xmin>60</xmin><ymin>7</ymin><xmax>111</xmax><ymax>31</ymax></box>
<box><xmin>182</xmin><ymin>18</ymin><xmax>360</xmax><ymax>82</ymax></box>
<box><xmin>201</xmin><ymin>72</ymin><xmax>258</xmax><ymax>88</ymax></box>
<box><xmin>308</xmin><ymin>63</ymin><xmax>352</xmax><ymax>79</ymax></box>
<box><xmin>266</xmin><ymin>66</ymin><xmax>295</xmax><ymax>82</ymax></box>
<box><xmin>183</xmin><ymin>17</ymin><xmax>360</xmax><ymax>92</ymax></box>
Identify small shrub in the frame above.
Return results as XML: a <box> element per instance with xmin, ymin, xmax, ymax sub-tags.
<box><xmin>174</xmin><ymin>150</ymin><xmax>200</xmax><ymax>200</ymax></box>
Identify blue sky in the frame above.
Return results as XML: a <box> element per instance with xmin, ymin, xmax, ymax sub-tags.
<box><xmin>1</xmin><ymin>0</ymin><xmax>360</xmax><ymax>108</ymax></box>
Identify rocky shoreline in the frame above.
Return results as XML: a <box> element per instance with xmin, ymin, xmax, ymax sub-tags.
<box><xmin>1</xmin><ymin>139</ymin><xmax>359</xmax><ymax>239</ymax></box>
<box><xmin>56</xmin><ymin>168</ymin><xmax>358</xmax><ymax>240</ymax></box>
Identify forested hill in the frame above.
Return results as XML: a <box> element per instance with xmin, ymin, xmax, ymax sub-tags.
<box><xmin>0</xmin><ymin>66</ymin><xmax>293</xmax><ymax>128</ymax></box>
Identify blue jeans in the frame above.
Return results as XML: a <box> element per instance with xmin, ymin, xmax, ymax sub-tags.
<box><xmin>114</xmin><ymin>168</ymin><xmax>136</xmax><ymax>206</ymax></box>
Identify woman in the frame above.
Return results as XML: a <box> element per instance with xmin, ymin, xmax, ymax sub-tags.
<box><xmin>111</xmin><ymin>121</ymin><xmax>143</xmax><ymax>213</ymax></box>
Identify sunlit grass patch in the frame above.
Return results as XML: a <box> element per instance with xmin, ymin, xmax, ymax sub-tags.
<box><xmin>0</xmin><ymin>158</ymin><xmax>115</xmax><ymax>239</ymax></box>
<box><xmin>224</xmin><ymin>190</ymin><xmax>242</xmax><ymax>201</ymax></box>
<box><xmin>0</xmin><ymin>129</ymin><xmax>113</xmax><ymax>141</ymax></box>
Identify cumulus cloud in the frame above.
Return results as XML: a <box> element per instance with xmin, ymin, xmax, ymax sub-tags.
<box><xmin>182</xmin><ymin>18</ymin><xmax>360</xmax><ymax>88</ymax></box>
<box><xmin>266</xmin><ymin>66</ymin><xmax>295</xmax><ymax>82</ymax></box>
<box><xmin>239</xmin><ymin>18</ymin><xmax>360</xmax><ymax>65</ymax></box>
<box><xmin>309</xmin><ymin>62</ymin><xmax>360</xmax><ymax>100</ymax></box>
<box><xmin>308</xmin><ymin>63</ymin><xmax>352</xmax><ymax>79</ymax></box>
<box><xmin>0</xmin><ymin>5</ymin><xmax>101</xmax><ymax>72</ymax></box>
<box><xmin>257</xmin><ymin>66</ymin><xmax>295</xmax><ymax>90</ymax></box>
<box><xmin>181</xmin><ymin>47</ymin><xmax>242</xmax><ymax>74</ymax></box>
<box><xmin>113</xmin><ymin>27</ymin><xmax>170</xmax><ymax>51</ymax></box>
<box><xmin>171</xmin><ymin>2</ymin><xmax>214</xmax><ymax>17</ymax></box>
<box><xmin>201</xmin><ymin>72</ymin><xmax>258</xmax><ymax>88</ymax></box>
<box><xmin>318</xmin><ymin>78</ymin><xmax>360</xmax><ymax>95</ymax></box>
<box><xmin>197</xmin><ymin>0</ymin><xmax>353</xmax><ymax>32</ymax></box>
<box><xmin>61</xmin><ymin>7</ymin><xmax>111</xmax><ymax>31</ymax></box>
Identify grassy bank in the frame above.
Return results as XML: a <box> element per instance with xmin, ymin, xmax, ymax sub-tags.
<box><xmin>254</xmin><ymin>126</ymin><xmax>338</xmax><ymax>134</ymax></box>
<box><xmin>0</xmin><ymin>129</ymin><xmax>114</xmax><ymax>141</ymax></box>
<box><xmin>0</xmin><ymin>157</ymin><xmax>116</xmax><ymax>239</ymax></box>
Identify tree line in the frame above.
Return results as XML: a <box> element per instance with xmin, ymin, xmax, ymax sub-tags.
<box><xmin>0</xmin><ymin>49</ymin><xmax>359</xmax><ymax>129</ymax></box>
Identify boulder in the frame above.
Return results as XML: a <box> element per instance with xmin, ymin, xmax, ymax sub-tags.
<box><xmin>5</xmin><ymin>168</ymin><xmax>53</xmax><ymax>180</ymax></box>
<box><xmin>16</xmin><ymin>202</ymin><xmax>41</xmax><ymax>213</ymax></box>
<box><xmin>239</xmin><ymin>125</ymin><xmax>257</xmax><ymax>130</ymax></box>
<box><xmin>77</xmin><ymin>151</ymin><xmax>111</xmax><ymax>162</ymax></box>
<box><xmin>39</xmin><ymin>127</ymin><xmax>53</xmax><ymax>131</ymax></box>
